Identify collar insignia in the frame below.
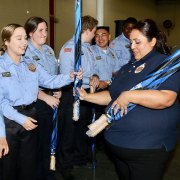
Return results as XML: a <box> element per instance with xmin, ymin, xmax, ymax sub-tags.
<box><xmin>134</xmin><ymin>63</ymin><xmax>146</xmax><ymax>74</ymax></box>
<box><xmin>125</xmin><ymin>44</ymin><xmax>130</xmax><ymax>48</ymax></box>
<box><xmin>48</xmin><ymin>49</ymin><xmax>53</xmax><ymax>56</ymax></box>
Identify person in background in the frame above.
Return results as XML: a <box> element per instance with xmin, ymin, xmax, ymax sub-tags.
<box><xmin>77</xmin><ymin>19</ymin><xmax>180</xmax><ymax>180</ymax></box>
<box><xmin>91</xmin><ymin>26</ymin><xmax>121</xmax><ymax>149</ymax></box>
<box><xmin>0</xmin><ymin>23</ymin><xmax>82</xmax><ymax>180</ymax></box>
<box><xmin>91</xmin><ymin>26</ymin><xmax>120</xmax><ymax>90</ymax></box>
<box><xmin>24</xmin><ymin>16</ymin><xmax>60</xmax><ymax>180</ymax></box>
<box><xmin>56</xmin><ymin>15</ymin><xmax>98</xmax><ymax>180</ymax></box>
<box><xmin>110</xmin><ymin>17</ymin><xmax>137</xmax><ymax>67</ymax></box>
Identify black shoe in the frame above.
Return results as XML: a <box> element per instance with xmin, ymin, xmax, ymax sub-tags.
<box><xmin>61</xmin><ymin>170</ymin><xmax>75</xmax><ymax>180</ymax></box>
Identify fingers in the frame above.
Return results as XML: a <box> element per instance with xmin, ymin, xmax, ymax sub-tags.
<box><xmin>0</xmin><ymin>138</ymin><xmax>9</xmax><ymax>158</ymax></box>
<box><xmin>45</xmin><ymin>95</ymin><xmax>60</xmax><ymax>108</ymax></box>
<box><xmin>23</xmin><ymin>118</ymin><xmax>38</xmax><ymax>131</ymax></box>
<box><xmin>111</xmin><ymin>101</ymin><xmax>128</xmax><ymax>116</ymax></box>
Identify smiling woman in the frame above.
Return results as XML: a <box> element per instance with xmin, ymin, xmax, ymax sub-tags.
<box><xmin>0</xmin><ymin>23</ymin><xmax>82</xmax><ymax>180</ymax></box>
<box><xmin>77</xmin><ymin>19</ymin><xmax>180</xmax><ymax>180</ymax></box>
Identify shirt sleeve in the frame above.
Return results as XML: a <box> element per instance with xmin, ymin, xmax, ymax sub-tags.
<box><xmin>0</xmin><ymin>84</ymin><xmax>27</xmax><ymax>126</ymax></box>
<box><xmin>59</xmin><ymin>45</ymin><xmax>74</xmax><ymax>75</ymax></box>
<box><xmin>0</xmin><ymin>115</ymin><xmax>5</xmax><ymax>137</ymax></box>
<box><xmin>37</xmin><ymin>63</ymin><xmax>73</xmax><ymax>89</ymax></box>
<box><xmin>157</xmin><ymin>70</ymin><xmax>180</xmax><ymax>93</ymax></box>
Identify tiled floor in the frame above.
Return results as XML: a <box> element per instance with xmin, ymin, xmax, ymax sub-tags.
<box><xmin>56</xmin><ymin>134</ymin><xmax>180</xmax><ymax>180</ymax></box>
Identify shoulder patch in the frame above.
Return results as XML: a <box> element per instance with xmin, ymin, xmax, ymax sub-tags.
<box><xmin>64</xmin><ymin>48</ymin><xmax>72</xmax><ymax>53</ymax></box>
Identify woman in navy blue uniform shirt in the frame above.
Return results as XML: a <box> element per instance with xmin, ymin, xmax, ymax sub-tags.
<box><xmin>77</xmin><ymin>19</ymin><xmax>180</xmax><ymax>180</ymax></box>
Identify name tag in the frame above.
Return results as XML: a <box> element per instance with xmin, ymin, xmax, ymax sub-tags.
<box><xmin>96</xmin><ymin>56</ymin><xmax>102</xmax><ymax>60</ymax></box>
<box><xmin>2</xmin><ymin>72</ymin><xmax>11</xmax><ymax>77</ymax></box>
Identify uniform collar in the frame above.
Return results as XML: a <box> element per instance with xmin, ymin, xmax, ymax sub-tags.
<box><xmin>119</xmin><ymin>33</ymin><xmax>130</xmax><ymax>43</ymax></box>
<box><xmin>129</xmin><ymin>49</ymin><xmax>158</xmax><ymax>67</ymax></box>
<box><xmin>94</xmin><ymin>44</ymin><xmax>110</xmax><ymax>54</ymax></box>
<box><xmin>27</xmin><ymin>39</ymin><xmax>46</xmax><ymax>52</ymax></box>
<box><xmin>3</xmin><ymin>52</ymin><xmax>24</xmax><ymax>67</ymax></box>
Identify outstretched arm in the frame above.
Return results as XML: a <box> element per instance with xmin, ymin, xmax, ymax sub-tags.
<box><xmin>77</xmin><ymin>88</ymin><xmax>111</xmax><ymax>105</ymax></box>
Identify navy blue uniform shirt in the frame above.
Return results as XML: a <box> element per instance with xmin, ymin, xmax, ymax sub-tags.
<box><xmin>105</xmin><ymin>50</ymin><xmax>180</xmax><ymax>151</ymax></box>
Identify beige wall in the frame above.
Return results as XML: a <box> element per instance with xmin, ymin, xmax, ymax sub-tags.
<box><xmin>0</xmin><ymin>0</ymin><xmax>179</xmax><ymax>56</ymax></box>
<box><xmin>0</xmin><ymin>0</ymin><xmax>49</xmax><ymax>34</ymax></box>
<box><xmin>55</xmin><ymin>0</ymin><xmax>97</xmax><ymax>56</ymax></box>
<box><xmin>104</xmin><ymin>0</ymin><xmax>157</xmax><ymax>39</ymax></box>
<box><xmin>156</xmin><ymin>3</ymin><xmax>180</xmax><ymax>51</ymax></box>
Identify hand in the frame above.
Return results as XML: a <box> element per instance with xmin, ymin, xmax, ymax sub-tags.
<box><xmin>111</xmin><ymin>91</ymin><xmax>130</xmax><ymax>116</ymax></box>
<box><xmin>98</xmin><ymin>81</ymin><xmax>108</xmax><ymax>89</ymax></box>
<box><xmin>89</xmin><ymin>75</ymin><xmax>99</xmax><ymax>89</ymax></box>
<box><xmin>76</xmin><ymin>67</ymin><xmax>83</xmax><ymax>80</ymax></box>
<box><xmin>70</xmin><ymin>67</ymin><xmax>83</xmax><ymax>80</ymax></box>
<box><xmin>0</xmin><ymin>137</ymin><xmax>9</xmax><ymax>158</ymax></box>
<box><xmin>53</xmin><ymin>91</ymin><xmax>62</xmax><ymax>99</ymax></box>
<box><xmin>44</xmin><ymin>94</ymin><xmax>60</xmax><ymax>108</ymax></box>
<box><xmin>77</xmin><ymin>87</ymin><xmax>88</xmax><ymax>100</ymax></box>
<box><xmin>22</xmin><ymin>117</ymin><xmax>38</xmax><ymax>131</ymax></box>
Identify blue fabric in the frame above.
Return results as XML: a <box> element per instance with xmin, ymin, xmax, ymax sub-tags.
<box><xmin>59</xmin><ymin>37</ymin><xmax>95</xmax><ymax>89</ymax></box>
<box><xmin>109</xmin><ymin>33</ymin><xmax>132</xmax><ymax>68</ymax></box>
<box><xmin>105</xmin><ymin>50</ymin><xmax>180</xmax><ymax>151</ymax></box>
<box><xmin>0</xmin><ymin>115</ymin><xmax>5</xmax><ymax>137</ymax></box>
<box><xmin>25</xmin><ymin>40</ymin><xmax>58</xmax><ymax>75</ymax></box>
<box><xmin>0</xmin><ymin>52</ymin><xmax>72</xmax><ymax>127</ymax></box>
<box><xmin>91</xmin><ymin>45</ymin><xmax>121</xmax><ymax>81</ymax></box>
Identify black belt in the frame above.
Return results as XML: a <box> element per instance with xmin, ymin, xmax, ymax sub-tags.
<box><xmin>42</xmin><ymin>89</ymin><xmax>54</xmax><ymax>96</ymax></box>
<box><xmin>13</xmin><ymin>102</ymin><xmax>36</xmax><ymax>112</ymax></box>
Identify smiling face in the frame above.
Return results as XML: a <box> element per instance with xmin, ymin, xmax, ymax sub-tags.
<box><xmin>5</xmin><ymin>27</ymin><xmax>27</xmax><ymax>60</ymax></box>
<box><xmin>130</xmin><ymin>29</ymin><xmax>156</xmax><ymax>60</ymax></box>
<box><xmin>95</xmin><ymin>29</ymin><xmax>111</xmax><ymax>50</ymax></box>
<box><xmin>29</xmin><ymin>22</ymin><xmax>48</xmax><ymax>49</ymax></box>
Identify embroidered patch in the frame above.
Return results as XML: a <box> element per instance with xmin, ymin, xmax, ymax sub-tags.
<box><xmin>64</xmin><ymin>48</ymin><xmax>72</xmax><ymax>53</ymax></box>
<box><xmin>28</xmin><ymin>63</ymin><xmax>36</xmax><ymax>72</ymax></box>
<box><xmin>32</xmin><ymin>56</ymin><xmax>40</xmax><ymax>61</ymax></box>
<box><xmin>134</xmin><ymin>63</ymin><xmax>146</xmax><ymax>74</ymax></box>
<box><xmin>2</xmin><ymin>72</ymin><xmax>11</xmax><ymax>77</ymax></box>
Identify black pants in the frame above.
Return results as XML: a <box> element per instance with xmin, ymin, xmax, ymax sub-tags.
<box><xmin>56</xmin><ymin>87</ymin><xmax>93</xmax><ymax>171</ymax></box>
<box><xmin>35</xmin><ymin>99</ymin><xmax>56</xmax><ymax>180</ymax></box>
<box><xmin>105</xmin><ymin>141</ymin><xmax>171</xmax><ymax>180</ymax></box>
<box><xmin>1</xmin><ymin>107</ymin><xmax>38</xmax><ymax>180</ymax></box>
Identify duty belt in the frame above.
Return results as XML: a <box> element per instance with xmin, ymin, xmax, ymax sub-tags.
<box><xmin>13</xmin><ymin>102</ymin><xmax>36</xmax><ymax>112</ymax></box>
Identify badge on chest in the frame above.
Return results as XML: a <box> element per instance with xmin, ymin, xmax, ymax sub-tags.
<box><xmin>134</xmin><ymin>63</ymin><xmax>146</xmax><ymax>73</ymax></box>
<box><xmin>28</xmin><ymin>63</ymin><xmax>36</xmax><ymax>72</ymax></box>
